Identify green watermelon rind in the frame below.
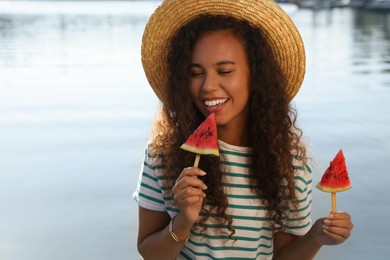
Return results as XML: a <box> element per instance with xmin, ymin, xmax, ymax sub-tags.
<box><xmin>180</xmin><ymin>143</ymin><xmax>219</xmax><ymax>156</ymax></box>
<box><xmin>316</xmin><ymin>183</ymin><xmax>351</xmax><ymax>193</ymax></box>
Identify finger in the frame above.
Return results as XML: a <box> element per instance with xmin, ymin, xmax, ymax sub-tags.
<box><xmin>182</xmin><ymin>196</ymin><xmax>203</xmax><ymax>206</ymax></box>
<box><xmin>328</xmin><ymin>211</ymin><xmax>352</xmax><ymax>220</ymax></box>
<box><xmin>173</xmin><ymin>175</ymin><xmax>208</xmax><ymax>192</ymax></box>
<box><xmin>324</xmin><ymin>217</ymin><xmax>352</xmax><ymax>238</ymax></box>
<box><xmin>174</xmin><ymin>191</ymin><xmax>205</xmax><ymax>207</ymax></box>
<box><xmin>325</xmin><ymin>219</ymin><xmax>354</xmax><ymax>230</ymax></box>
<box><xmin>175</xmin><ymin>186</ymin><xmax>206</xmax><ymax>199</ymax></box>
<box><xmin>178</xmin><ymin>194</ymin><xmax>206</xmax><ymax>205</ymax></box>
<box><xmin>178</xmin><ymin>167</ymin><xmax>206</xmax><ymax>180</ymax></box>
<box><xmin>326</xmin><ymin>212</ymin><xmax>354</xmax><ymax>231</ymax></box>
<box><xmin>323</xmin><ymin>228</ymin><xmax>347</xmax><ymax>244</ymax></box>
<box><xmin>324</xmin><ymin>226</ymin><xmax>351</xmax><ymax>243</ymax></box>
<box><xmin>174</xmin><ymin>167</ymin><xmax>206</xmax><ymax>189</ymax></box>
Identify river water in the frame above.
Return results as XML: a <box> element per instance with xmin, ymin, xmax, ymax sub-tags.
<box><xmin>0</xmin><ymin>1</ymin><xmax>389</xmax><ymax>259</ymax></box>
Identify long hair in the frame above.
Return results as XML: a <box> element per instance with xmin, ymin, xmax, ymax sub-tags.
<box><xmin>150</xmin><ymin>14</ymin><xmax>307</xmax><ymax>236</ymax></box>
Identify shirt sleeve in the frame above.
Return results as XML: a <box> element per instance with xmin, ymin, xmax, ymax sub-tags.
<box><xmin>133</xmin><ymin>145</ymin><xmax>166</xmax><ymax>212</ymax></box>
<box><xmin>284</xmin><ymin>161</ymin><xmax>313</xmax><ymax>236</ymax></box>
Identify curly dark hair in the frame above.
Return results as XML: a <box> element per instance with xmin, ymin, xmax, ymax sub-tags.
<box><xmin>150</xmin><ymin>14</ymin><xmax>307</xmax><ymax>237</ymax></box>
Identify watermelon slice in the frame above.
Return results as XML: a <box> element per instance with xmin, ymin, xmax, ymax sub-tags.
<box><xmin>180</xmin><ymin>113</ymin><xmax>219</xmax><ymax>157</ymax></box>
<box><xmin>316</xmin><ymin>149</ymin><xmax>351</xmax><ymax>193</ymax></box>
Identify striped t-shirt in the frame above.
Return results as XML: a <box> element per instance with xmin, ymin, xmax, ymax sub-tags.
<box><xmin>133</xmin><ymin>140</ymin><xmax>312</xmax><ymax>259</ymax></box>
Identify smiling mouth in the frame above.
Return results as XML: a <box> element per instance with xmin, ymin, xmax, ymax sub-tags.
<box><xmin>204</xmin><ymin>98</ymin><xmax>229</xmax><ymax>107</ymax></box>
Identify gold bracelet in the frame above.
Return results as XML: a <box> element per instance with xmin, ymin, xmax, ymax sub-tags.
<box><xmin>168</xmin><ymin>216</ymin><xmax>189</xmax><ymax>243</ymax></box>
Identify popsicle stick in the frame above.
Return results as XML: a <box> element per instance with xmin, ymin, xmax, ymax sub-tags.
<box><xmin>193</xmin><ymin>154</ymin><xmax>201</xmax><ymax>168</ymax></box>
<box><xmin>331</xmin><ymin>192</ymin><xmax>337</xmax><ymax>213</ymax></box>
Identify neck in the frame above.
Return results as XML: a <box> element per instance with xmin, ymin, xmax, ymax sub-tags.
<box><xmin>217</xmin><ymin>124</ymin><xmax>248</xmax><ymax>147</ymax></box>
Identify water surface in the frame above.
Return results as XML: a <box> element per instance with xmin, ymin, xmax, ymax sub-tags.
<box><xmin>0</xmin><ymin>2</ymin><xmax>389</xmax><ymax>259</ymax></box>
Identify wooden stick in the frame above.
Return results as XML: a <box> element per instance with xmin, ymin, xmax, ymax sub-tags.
<box><xmin>331</xmin><ymin>192</ymin><xmax>337</xmax><ymax>213</ymax></box>
<box><xmin>193</xmin><ymin>154</ymin><xmax>201</xmax><ymax>168</ymax></box>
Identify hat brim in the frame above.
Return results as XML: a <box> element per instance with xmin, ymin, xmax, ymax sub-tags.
<box><xmin>142</xmin><ymin>0</ymin><xmax>305</xmax><ymax>102</ymax></box>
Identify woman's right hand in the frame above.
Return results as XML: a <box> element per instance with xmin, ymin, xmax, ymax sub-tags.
<box><xmin>172</xmin><ymin>167</ymin><xmax>208</xmax><ymax>226</ymax></box>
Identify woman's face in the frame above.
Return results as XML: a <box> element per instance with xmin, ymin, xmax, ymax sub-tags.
<box><xmin>189</xmin><ymin>30</ymin><xmax>250</xmax><ymax>143</ymax></box>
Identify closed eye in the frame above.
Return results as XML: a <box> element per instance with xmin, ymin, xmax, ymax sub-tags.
<box><xmin>191</xmin><ymin>71</ymin><xmax>204</xmax><ymax>77</ymax></box>
<box><xmin>219</xmin><ymin>70</ymin><xmax>232</xmax><ymax>75</ymax></box>
<box><xmin>190</xmin><ymin>64</ymin><xmax>204</xmax><ymax>77</ymax></box>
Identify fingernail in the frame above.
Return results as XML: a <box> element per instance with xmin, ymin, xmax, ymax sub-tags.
<box><xmin>200</xmin><ymin>171</ymin><xmax>206</xmax><ymax>176</ymax></box>
<box><xmin>323</xmin><ymin>225</ymin><xmax>328</xmax><ymax>230</ymax></box>
<box><xmin>329</xmin><ymin>213</ymin><xmax>334</xmax><ymax>219</ymax></box>
<box><xmin>203</xmin><ymin>184</ymin><xmax>208</xmax><ymax>190</ymax></box>
<box><xmin>324</xmin><ymin>219</ymin><xmax>331</xmax><ymax>225</ymax></box>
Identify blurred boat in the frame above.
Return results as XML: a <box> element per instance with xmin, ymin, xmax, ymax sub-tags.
<box><xmin>294</xmin><ymin>0</ymin><xmax>390</xmax><ymax>11</ymax></box>
<box><xmin>294</xmin><ymin>0</ymin><xmax>351</xmax><ymax>9</ymax></box>
<box><xmin>364</xmin><ymin>0</ymin><xmax>390</xmax><ymax>11</ymax></box>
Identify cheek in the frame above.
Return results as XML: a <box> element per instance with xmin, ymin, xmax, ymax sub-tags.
<box><xmin>229</xmin><ymin>75</ymin><xmax>250</xmax><ymax>97</ymax></box>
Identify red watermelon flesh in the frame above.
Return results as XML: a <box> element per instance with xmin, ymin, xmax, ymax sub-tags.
<box><xmin>180</xmin><ymin>113</ymin><xmax>219</xmax><ymax>156</ymax></box>
<box><xmin>316</xmin><ymin>149</ymin><xmax>351</xmax><ymax>193</ymax></box>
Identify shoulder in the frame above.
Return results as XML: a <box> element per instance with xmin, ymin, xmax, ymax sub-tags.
<box><xmin>145</xmin><ymin>141</ymin><xmax>165</xmax><ymax>160</ymax></box>
<box><xmin>142</xmin><ymin>142</ymin><xmax>167</xmax><ymax>176</ymax></box>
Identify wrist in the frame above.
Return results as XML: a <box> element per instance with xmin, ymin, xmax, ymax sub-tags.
<box><xmin>169</xmin><ymin>215</ymin><xmax>192</xmax><ymax>243</ymax></box>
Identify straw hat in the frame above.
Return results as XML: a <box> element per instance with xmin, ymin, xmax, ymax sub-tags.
<box><xmin>142</xmin><ymin>0</ymin><xmax>305</xmax><ymax>102</ymax></box>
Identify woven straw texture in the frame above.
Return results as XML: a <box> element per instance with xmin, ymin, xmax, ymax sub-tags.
<box><xmin>141</xmin><ymin>0</ymin><xmax>305</xmax><ymax>102</ymax></box>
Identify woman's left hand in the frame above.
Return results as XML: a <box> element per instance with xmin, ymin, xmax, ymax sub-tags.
<box><xmin>314</xmin><ymin>211</ymin><xmax>354</xmax><ymax>246</ymax></box>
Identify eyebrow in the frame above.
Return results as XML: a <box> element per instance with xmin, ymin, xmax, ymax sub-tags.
<box><xmin>216</xmin><ymin>60</ymin><xmax>236</xmax><ymax>66</ymax></box>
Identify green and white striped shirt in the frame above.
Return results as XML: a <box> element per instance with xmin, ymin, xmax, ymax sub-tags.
<box><xmin>133</xmin><ymin>140</ymin><xmax>312</xmax><ymax>259</ymax></box>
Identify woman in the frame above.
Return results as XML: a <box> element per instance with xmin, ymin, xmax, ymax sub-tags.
<box><xmin>134</xmin><ymin>0</ymin><xmax>353</xmax><ymax>259</ymax></box>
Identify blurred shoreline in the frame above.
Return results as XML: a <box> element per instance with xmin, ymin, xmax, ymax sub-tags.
<box><xmin>0</xmin><ymin>1</ymin><xmax>161</xmax><ymax>15</ymax></box>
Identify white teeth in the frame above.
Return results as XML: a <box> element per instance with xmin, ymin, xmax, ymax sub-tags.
<box><xmin>204</xmin><ymin>99</ymin><xmax>228</xmax><ymax>107</ymax></box>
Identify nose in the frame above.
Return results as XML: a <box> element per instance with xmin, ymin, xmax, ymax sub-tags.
<box><xmin>201</xmin><ymin>72</ymin><xmax>218</xmax><ymax>93</ymax></box>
